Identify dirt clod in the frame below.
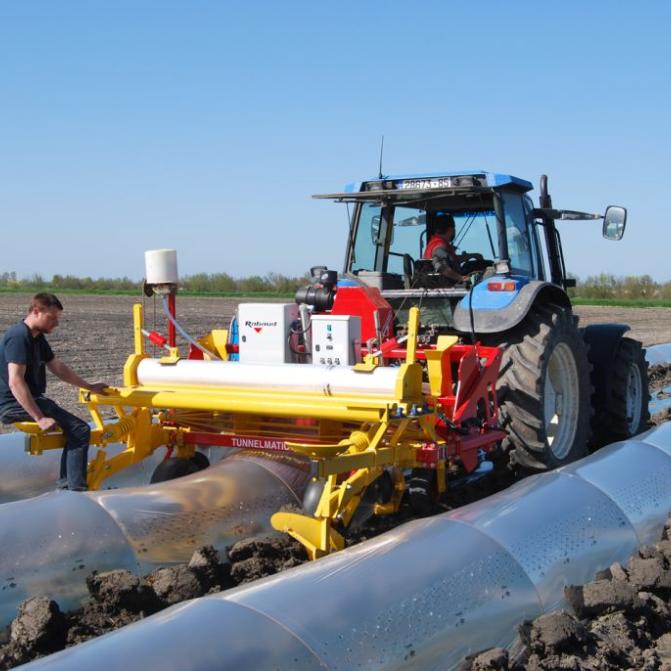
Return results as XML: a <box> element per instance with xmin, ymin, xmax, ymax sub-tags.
<box><xmin>148</xmin><ymin>566</ymin><xmax>203</xmax><ymax>605</ymax></box>
<box><xmin>520</xmin><ymin>612</ymin><xmax>587</xmax><ymax>655</ymax></box>
<box><xmin>649</xmin><ymin>363</ymin><xmax>671</xmax><ymax>391</ymax></box>
<box><xmin>464</xmin><ymin>647</ymin><xmax>509</xmax><ymax>670</ymax></box>
<box><xmin>565</xmin><ymin>579</ymin><xmax>643</xmax><ymax>619</ymax></box>
<box><xmin>0</xmin><ymin>598</ymin><xmax>67</xmax><ymax>668</ymax></box>
<box><xmin>86</xmin><ymin>570</ymin><xmax>155</xmax><ymax>612</ymax></box>
<box><xmin>228</xmin><ymin>536</ymin><xmax>307</xmax><ymax>584</ymax></box>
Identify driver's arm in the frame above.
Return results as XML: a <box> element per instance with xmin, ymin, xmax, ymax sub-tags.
<box><xmin>432</xmin><ymin>247</ymin><xmax>468</xmax><ymax>283</ymax></box>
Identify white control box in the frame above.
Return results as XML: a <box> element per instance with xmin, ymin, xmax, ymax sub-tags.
<box><xmin>238</xmin><ymin>303</ymin><xmax>299</xmax><ymax>364</ymax></box>
<box><xmin>311</xmin><ymin>314</ymin><xmax>361</xmax><ymax>366</ymax></box>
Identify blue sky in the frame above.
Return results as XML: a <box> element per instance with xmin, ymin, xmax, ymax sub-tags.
<box><xmin>1</xmin><ymin>1</ymin><xmax>669</xmax><ymax>281</ymax></box>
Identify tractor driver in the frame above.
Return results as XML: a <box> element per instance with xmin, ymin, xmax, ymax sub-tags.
<box><xmin>422</xmin><ymin>213</ymin><xmax>469</xmax><ymax>284</ymax></box>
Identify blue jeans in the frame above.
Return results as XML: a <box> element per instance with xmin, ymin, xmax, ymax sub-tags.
<box><xmin>1</xmin><ymin>397</ymin><xmax>90</xmax><ymax>490</ymax></box>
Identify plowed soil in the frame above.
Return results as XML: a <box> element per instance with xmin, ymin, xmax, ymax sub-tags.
<box><xmin>0</xmin><ymin>295</ymin><xmax>670</xmax><ymax>667</ymax></box>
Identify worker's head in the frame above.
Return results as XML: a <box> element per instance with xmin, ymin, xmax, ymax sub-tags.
<box><xmin>26</xmin><ymin>293</ymin><xmax>63</xmax><ymax>334</ymax></box>
<box><xmin>433</xmin><ymin>212</ymin><xmax>456</xmax><ymax>242</ymax></box>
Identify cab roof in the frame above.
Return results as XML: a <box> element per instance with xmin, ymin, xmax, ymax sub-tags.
<box><xmin>313</xmin><ymin>170</ymin><xmax>533</xmax><ymax>202</ymax></box>
<box><xmin>345</xmin><ymin>171</ymin><xmax>533</xmax><ymax>193</ymax></box>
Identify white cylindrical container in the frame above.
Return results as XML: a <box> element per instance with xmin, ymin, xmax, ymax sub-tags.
<box><xmin>145</xmin><ymin>249</ymin><xmax>178</xmax><ymax>285</ymax></box>
<box><xmin>136</xmin><ymin>358</ymin><xmax>401</xmax><ymax>397</ymax></box>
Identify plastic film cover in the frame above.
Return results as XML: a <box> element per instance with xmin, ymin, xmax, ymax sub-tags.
<box><xmin>228</xmin><ymin>516</ymin><xmax>541</xmax><ymax>671</ymax></box>
<box><xmin>562</xmin><ymin>439</ymin><xmax>671</xmax><ymax>545</ymax></box>
<box><xmin>449</xmin><ymin>471</ymin><xmax>639</xmax><ymax>610</ymax></box>
<box><xmin>21</xmin><ymin>598</ymin><xmax>326</xmax><ymax>671</ymax></box>
<box><xmin>0</xmin><ymin>491</ymin><xmax>138</xmax><ymax>626</ymax></box>
<box><xmin>92</xmin><ymin>453</ymin><xmax>310</xmax><ymax>564</ymax></box>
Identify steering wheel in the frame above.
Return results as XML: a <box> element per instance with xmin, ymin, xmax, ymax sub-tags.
<box><xmin>402</xmin><ymin>254</ymin><xmax>415</xmax><ymax>288</ymax></box>
<box><xmin>460</xmin><ymin>253</ymin><xmax>493</xmax><ymax>275</ymax></box>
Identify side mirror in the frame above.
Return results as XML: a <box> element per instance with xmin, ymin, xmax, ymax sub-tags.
<box><xmin>602</xmin><ymin>206</ymin><xmax>627</xmax><ymax>240</ymax></box>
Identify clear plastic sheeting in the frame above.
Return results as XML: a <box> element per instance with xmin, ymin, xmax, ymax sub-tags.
<box><xmin>562</xmin><ymin>440</ymin><xmax>671</xmax><ymax>545</ymax></box>
<box><xmin>228</xmin><ymin>518</ymin><xmax>542</xmax><ymax>671</ymax></box>
<box><xmin>449</xmin><ymin>471</ymin><xmax>640</xmax><ymax>611</ymax></box>
<box><xmin>0</xmin><ymin>452</ymin><xmax>310</xmax><ymax>629</ymax></box>
<box><xmin>22</xmin><ymin>423</ymin><xmax>671</xmax><ymax>671</ymax></box>
<box><xmin>646</xmin><ymin>343</ymin><xmax>671</xmax><ymax>365</ymax></box>
<box><xmin>0</xmin><ymin>491</ymin><xmax>138</xmax><ymax>625</ymax></box>
<box><xmin>0</xmin><ymin>432</ymin><xmax>226</xmax><ymax>504</ymax></box>
<box><xmin>22</xmin><ymin>599</ymin><xmax>328</xmax><ymax>671</ymax></box>
<box><xmin>0</xmin><ymin>432</ymin><xmax>63</xmax><ymax>503</ymax></box>
<box><xmin>92</xmin><ymin>453</ymin><xmax>310</xmax><ymax>563</ymax></box>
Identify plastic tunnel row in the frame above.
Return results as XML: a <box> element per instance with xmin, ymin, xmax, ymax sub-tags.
<box><xmin>0</xmin><ymin>451</ymin><xmax>311</xmax><ymax>627</ymax></box>
<box><xmin>13</xmin><ymin>421</ymin><xmax>671</xmax><ymax>671</ymax></box>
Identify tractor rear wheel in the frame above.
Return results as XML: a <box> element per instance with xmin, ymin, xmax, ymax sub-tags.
<box><xmin>591</xmin><ymin>337</ymin><xmax>649</xmax><ymax>446</ymax></box>
<box><xmin>485</xmin><ymin>303</ymin><xmax>592</xmax><ymax>471</ymax></box>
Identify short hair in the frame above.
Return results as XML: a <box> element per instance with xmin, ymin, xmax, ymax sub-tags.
<box><xmin>433</xmin><ymin>212</ymin><xmax>455</xmax><ymax>234</ymax></box>
<box><xmin>29</xmin><ymin>293</ymin><xmax>63</xmax><ymax>313</ymax></box>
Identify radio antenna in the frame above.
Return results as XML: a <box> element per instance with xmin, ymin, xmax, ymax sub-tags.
<box><xmin>377</xmin><ymin>135</ymin><xmax>385</xmax><ymax>179</ymax></box>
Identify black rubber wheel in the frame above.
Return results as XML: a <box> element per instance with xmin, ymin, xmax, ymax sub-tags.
<box><xmin>302</xmin><ymin>478</ymin><xmax>325</xmax><ymax>516</ymax></box>
<box><xmin>484</xmin><ymin>303</ymin><xmax>592</xmax><ymax>471</ymax></box>
<box><xmin>150</xmin><ymin>457</ymin><xmax>201</xmax><ymax>484</ymax></box>
<box><xmin>190</xmin><ymin>451</ymin><xmax>211</xmax><ymax>471</ymax></box>
<box><xmin>407</xmin><ymin>468</ymin><xmax>437</xmax><ymax>516</ymax></box>
<box><xmin>591</xmin><ymin>337</ymin><xmax>650</xmax><ymax>446</ymax></box>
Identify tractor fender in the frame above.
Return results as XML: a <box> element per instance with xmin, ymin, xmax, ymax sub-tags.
<box><xmin>453</xmin><ymin>280</ymin><xmax>571</xmax><ymax>334</ymax></box>
<box><xmin>581</xmin><ymin>323</ymin><xmax>631</xmax><ymax>410</ymax></box>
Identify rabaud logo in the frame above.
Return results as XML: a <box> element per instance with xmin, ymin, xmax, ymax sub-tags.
<box><xmin>245</xmin><ymin>320</ymin><xmax>278</xmax><ymax>334</ymax></box>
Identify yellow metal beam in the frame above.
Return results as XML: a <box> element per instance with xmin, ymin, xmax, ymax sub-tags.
<box><xmin>86</xmin><ymin>387</ymin><xmax>399</xmax><ymax>424</ymax></box>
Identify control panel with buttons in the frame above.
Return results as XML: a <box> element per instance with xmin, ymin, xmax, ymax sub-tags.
<box><xmin>310</xmin><ymin>314</ymin><xmax>361</xmax><ymax>366</ymax></box>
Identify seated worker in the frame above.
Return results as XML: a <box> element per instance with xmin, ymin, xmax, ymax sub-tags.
<box><xmin>422</xmin><ymin>213</ymin><xmax>469</xmax><ymax>284</ymax></box>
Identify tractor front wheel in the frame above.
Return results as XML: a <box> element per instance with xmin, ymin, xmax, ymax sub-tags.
<box><xmin>486</xmin><ymin>303</ymin><xmax>592</xmax><ymax>471</ymax></box>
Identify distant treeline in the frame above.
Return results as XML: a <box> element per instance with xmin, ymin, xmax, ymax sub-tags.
<box><xmin>0</xmin><ymin>271</ymin><xmax>670</xmax><ymax>301</ymax></box>
<box><xmin>567</xmin><ymin>274</ymin><xmax>671</xmax><ymax>301</ymax></box>
<box><xmin>0</xmin><ymin>271</ymin><xmax>309</xmax><ymax>295</ymax></box>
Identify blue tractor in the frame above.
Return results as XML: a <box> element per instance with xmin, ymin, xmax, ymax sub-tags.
<box><xmin>315</xmin><ymin>171</ymin><xmax>649</xmax><ymax>471</ymax></box>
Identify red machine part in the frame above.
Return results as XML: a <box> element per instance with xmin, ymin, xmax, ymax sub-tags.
<box><xmin>330</xmin><ymin>286</ymin><xmax>394</xmax><ymax>343</ymax></box>
<box><xmin>146</xmin><ymin>330</ymin><xmax>168</xmax><ymax>348</ymax></box>
<box><xmin>167</xmin><ymin>293</ymin><xmax>177</xmax><ymax>347</ymax></box>
<box><xmin>362</xmin><ymin>340</ymin><xmax>506</xmax><ymax>474</ymax></box>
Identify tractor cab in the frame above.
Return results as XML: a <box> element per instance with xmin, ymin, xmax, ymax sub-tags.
<box><xmin>316</xmin><ymin>171</ymin><xmax>546</xmax><ymax>330</ymax></box>
<box><xmin>315</xmin><ymin>171</ymin><xmax>627</xmax><ymax>333</ymax></box>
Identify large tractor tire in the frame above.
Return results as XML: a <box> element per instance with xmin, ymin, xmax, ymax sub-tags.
<box><xmin>591</xmin><ymin>337</ymin><xmax>649</xmax><ymax>446</ymax></box>
<box><xmin>485</xmin><ymin>303</ymin><xmax>592</xmax><ymax>471</ymax></box>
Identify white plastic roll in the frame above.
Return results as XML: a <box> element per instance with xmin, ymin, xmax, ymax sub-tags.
<box><xmin>136</xmin><ymin>359</ymin><xmax>401</xmax><ymax>397</ymax></box>
<box><xmin>145</xmin><ymin>249</ymin><xmax>178</xmax><ymax>285</ymax></box>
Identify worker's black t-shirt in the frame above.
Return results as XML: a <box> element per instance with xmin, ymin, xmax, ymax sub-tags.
<box><xmin>0</xmin><ymin>321</ymin><xmax>54</xmax><ymax>413</ymax></box>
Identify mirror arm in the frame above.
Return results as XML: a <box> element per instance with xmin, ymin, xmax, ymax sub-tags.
<box><xmin>531</xmin><ymin>208</ymin><xmax>602</xmax><ymax>221</ymax></box>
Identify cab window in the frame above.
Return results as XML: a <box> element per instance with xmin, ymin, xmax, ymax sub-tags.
<box><xmin>502</xmin><ymin>192</ymin><xmax>533</xmax><ymax>275</ymax></box>
<box><xmin>387</xmin><ymin>206</ymin><xmax>425</xmax><ymax>274</ymax></box>
<box><xmin>351</xmin><ymin>202</ymin><xmax>382</xmax><ymax>272</ymax></box>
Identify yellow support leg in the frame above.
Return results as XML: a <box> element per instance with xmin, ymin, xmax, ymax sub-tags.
<box><xmin>271</xmin><ymin>512</ymin><xmax>344</xmax><ymax>560</ymax></box>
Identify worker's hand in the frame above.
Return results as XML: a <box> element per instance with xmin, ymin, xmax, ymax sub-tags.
<box><xmin>87</xmin><ymin>382</ymin><xmax>109</xmax><ymax>395</ymax></box>
<box><xmin>36</xmin><ymin>417</ymin><xmax>57</xmax><ymax>432</ymax></box>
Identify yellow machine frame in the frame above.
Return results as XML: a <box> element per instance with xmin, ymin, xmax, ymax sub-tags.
<box><xmin>18</xmin><ymin>302</ymin><xmax>463</xmax><ymax>558</ymax></box>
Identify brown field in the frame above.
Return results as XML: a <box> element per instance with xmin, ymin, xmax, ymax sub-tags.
<box><xmin>0</xmin><ymin>293</ymin><xmax>669</xmax><ymax>428</ymax></box>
